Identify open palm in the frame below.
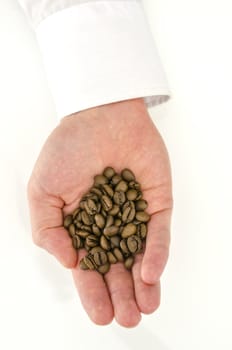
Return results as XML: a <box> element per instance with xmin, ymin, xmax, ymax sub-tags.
<box><xmin>28</xmin><ymin>99</ymin><xmax>173</xmax><ymax>327</ymax></box>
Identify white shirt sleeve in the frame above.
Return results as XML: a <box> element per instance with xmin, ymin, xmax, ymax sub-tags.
<box><xmin>18</xmin><ymin>0</ymin><xmax>171</xmax><ymax>119</ymax></box>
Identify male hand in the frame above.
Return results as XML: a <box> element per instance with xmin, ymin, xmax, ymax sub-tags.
<box><xmin>27</xmin><ymin>98</ymin><xmax>173</xmax><ymax>327</ymax></box>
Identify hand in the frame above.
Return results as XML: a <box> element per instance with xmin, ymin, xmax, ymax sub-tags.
<box><xmin>27</xmin><ymin>98</ymin><xmax>173</xmax><ymax>327</ymax></box>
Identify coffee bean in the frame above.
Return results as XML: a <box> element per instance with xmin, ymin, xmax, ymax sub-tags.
<box><xmin>121</xmin><ymin>169</ymin><xmax>135</xmax><ymax>182</ymax></box>
<box><xmin>101</xmin><ymin>209</ymin><xmax>107</xmax><ymax>218</ymax></box>
<box><xmin>104</xmin><ymin>225</ymin><xmax>119</xmax><ymax>237</ymax></box>
<box><xmin>103</xmin><ymin>167</ymin><xmax>115</xmax><ymax>179</ymax></box>
<box><xmin>110</xmin><ymin>235</ymin><xmax>121</xmax><ymax>248</ymax></box>
<box><xmin>120</xmin><ymin>239</ymin><xmax>130</xmax><ymax>255</ymax></box>
<box><xmin>74</xmin><ymin>220</ymin><xmax>82</xmax><ymax>229</ymax></box>
<box><xmin>81</xmin><ymin>211</ymin><xmax>94</xmax><ymax>225</ymax></box>
<box><xmin>113</xmin><ymin>248</ymin><xmax>124</xmax><ymax>262</ymax></box>
<box><xmin>94</xmin><ymin>174</ymin><xmax>108</xmax><ymax>186</ymax></box>
<box><xmin>100</xmin><ymin>235</ymin><xmax>111</xmax><ymax>251</ymax></box>
<box><xmin>92</xmin><ymin>224</ymin><xmax>102</xmax><ymax>236</ymax></box>
<box><xmin>84</xmin><ymin>242</ymin><xmax>91</xmax><ymax>251</ymax></box>
<box><xmin>137</xmin><ymin>223</ymin><xmax>147</xmax><ymax>239</ymax></box>
<box><xmin>121</xmin><ymin>223</ymin><xmax>137</xmax><ymax>238</ymax></box>
<box><xmin>76</xmin><ymin>230</ymin><xmax>89</xmax><ymax>238</ymax></box>
<box><xmin>128</xmin><ymin>181</ymin><xmax>140</xmax><ymax>190</ymax></box>
<box><xmin>101</xmin><ymin>184</ymin><xmax>114</xmax><ymax>198</ymax></box>
<box><xmin>127</xmin><ymin>235</ymin><xmax>142</xmax><ymax>254</ymax></box>
<box><xmin>84</xmin><ymin>255</ymin><xmax>96</xmax><ymax>270</ymax></box>
<box><xmin>64</xmin><ymin>215</ymin><xmax>73</xmax><ymax>228</ymax></box>
<box><xmin>93</xmin><ymin>251</ymin><xmax>108</xmax><ymax>266</ymax></box>
<box><xmin>126</xmin><ymin>189</ymin><xmax>138</xmax><ymax>201</ymax></box>
<box><xmin>72</xmin><ymin>235</ymin><xmax>82</xmax><ymax>249</ymax></box>
<box><xmin>115</xmin><ymin>180</ymin><xmax>128</xmax><ymax>192</ymax></box>
<box><xmin>108</xmin><ymin>204</ymin><xmax>120</xmax><ymax>216</ymax></box>
<box><xmin>72</xmin><ymin>208</ymin><xmax>80</xmax><ymax>219</ymax></box>
<box><xmin>84</xmin><ymin>198</ymin><xmax>98</xmax><ymax>215</ymax></box>
<box><xmin>90</xmin><ymin>187</ymin><xmax>103</xmax><ymax>197</ymax></box>
<box><xmin>107</xmin><ymin>251</ymin><xmax>117</xmax><ymax>264</ymax></box>
<box><xmin>80</xmin><ymin>225</ymin><xmax>92</xmax><ymax>233</ymax></box>
<box><xmin>86</xmin><ymin>235</ymin><xmax>99</xmax><ymax>247</ymax></box>
<box><xmin>135</xmin><ymin>200</ymin><xmax>148</xmax><ymax>211</ymax></box>
<box><xmin>94</xmin><ymin>213</ymin><xmax>105</xmax><ymax>229</ymax></box>
<box><xmin>68</xmin><ymin>223</ymin><xmax>76</xmax><ymax>237</ymax></box>
<box><xmin>114</xmin><ymin>218</ymin><xmax>122</xmax><ymax>227</ymax></box>
<box><xmin>90</xmin><ymin>246</ymin><xmax>104</xmax><ymax>254</ymax></box>
<box><xmin>113</xmin><ymin>191</ymin><xmax>126</xmax><ymax>205</ymax></box>
<box><xmin>105</xmin><ymin>215</ymin><xmax>114</xmax><ymax>228</ymax></box>
<box><xmin>101</xmin><ymin>195</ymin><xmax>113</xmax><ymax>211</ymax></box>
<box><xmin>135</xmin><ymin>211</ymin><xmax>150</xmax><ymax>223</ymax></box>
<box><xmin>111</xmin><ymin>174</ymin><xmax>122</xmax><ymax>186</ymax></box>
<box><xmin>122</xmin><ymin>202</ymin><xmax>136</xmax><ymax>223</ymax></box>
<box><xmin>98</xmin><ymin>263</ymin><xmax>110</xmax><ymax>274</ymax></box>
<box><xmin>124</xmin><ymin>256</ymin><xmax>134</xmax><ymax>270</ymax></box>
<box><xmin>79</xmin><ymin>259</ymin><xmax>89</xmax><ymax>270</ymax></box>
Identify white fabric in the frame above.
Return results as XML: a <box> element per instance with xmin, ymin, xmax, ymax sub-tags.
<box><xmin>19</xmin><ymin>0</ymin><xmax>171</xmax><ymax>118</ymax></box>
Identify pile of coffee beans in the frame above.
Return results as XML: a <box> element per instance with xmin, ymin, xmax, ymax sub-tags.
<box><xmin>63</xmin><ymin>167</ymin><xmax>150</xmax><ymax>274</ymax></box>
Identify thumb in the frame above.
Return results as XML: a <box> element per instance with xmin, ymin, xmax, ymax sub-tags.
<box><xmin>27</xmin><ymin>177</ymin><xmax>78</xmax><ymax>268</ymax></box>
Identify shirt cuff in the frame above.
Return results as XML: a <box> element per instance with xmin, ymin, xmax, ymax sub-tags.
<box><xmin>35</xmin><ymin>0</ymin><xmax>171</xmax><ymax>119</ymax></box>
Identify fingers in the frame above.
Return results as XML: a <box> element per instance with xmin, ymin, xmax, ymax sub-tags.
<box><xmin>104</xmin><ymin>263</ymin><xmax>141</xmax><ymax>327</ymax></box>
<box><xmin>72</xmin><ymin>250</ymin><xmax>114</xmax><ymax>325</ymax></box>
<box><xmin>141</xmin><ymin>209</ymin><xmax>171</xmax><ymax>285</ymax></box>
<box><xmin>132</xmin><ymin>254</ymin><xmax>160</xmax><ymax>314</ymax></box>
<box><xmin>28</xmin><ymin>178</ymin><xmax>78</xmax><ymax>268</ymax></box>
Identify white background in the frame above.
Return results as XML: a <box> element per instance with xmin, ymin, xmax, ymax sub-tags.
<box><xmin>0</xmin><ymin>0</ymin><xmax>232</xmax><ymax>349</ymax></box>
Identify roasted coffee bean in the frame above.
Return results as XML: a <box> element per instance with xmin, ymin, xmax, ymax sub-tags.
<box><xmin>101</xmin><ymin>209</ymin><xmax>107</xmax><ymax>218</ymax></box>
<box><xmin>79</xmin><ymin>259</ymin><xmax>89</xmax><ymax>270</ymax></box>
<box><xmin>103</xmin><ymin>167</ymin><xmax>115</xmax><ymax>179</ymax></box>
<box><xmin>84</xmin><ymin>243</ymin><xmax>91</xmax><ymax>251</ymax></box>
<box><xmin>137</xmin><ymin>223</ymin><xmax>147</xmax><ymax>239</ymax></box>
<box><xmin>94</xmin><ymin>213</ymin><xmax>105</xmax><ymax>229</ymax></box>
<box><xmin>76</xmin><ymin>211</ymin><xmax>82</xmax><ymax>222</ymax></box>
<box><xmin>90</xmin><ymin>246</ymin><xmax>104</xmax><ymax>254</ymax></box>
<box><xmin>104</xmin><ymin>225</ymin><xmax>119</xmax><ymax>237</ymax></box>
<box><xmin>101</xmin><ymin>195</ymin><xmax>113</xmax><ymax>211</ymax></box>
<box><xmin>113</xmin><ymin>191</ymin><xmax>126</xmax><ymax>205</ymax></box>
<box><xmin>92</xmin><ymin>224</ymin><xmax>102</xmax><ymax>236</ymax></box>
<box><xmin>110</xmin><ymin>235</ymin><xmax>121</xmax><ymax>248</ymax></box>
<box><xmin>83</xmin><ymin>255</ymin><xmax>96</xmax><ymax>270</ymax></box>
<box><xmin>105</xmin><ymin>215</ymin><xmax>114</xmax><ymax>228</ymax></box>
<box><xmin>72</xmin><ymin>235</ymin><xmax>82</xmax><ymax>249</ymax></box>
<box><xmin>126</xmin><ymin>189</ymin><xmax>138</xmax><ymax>201</ymax></box>
<box><xmin>135</xmin><ymin>211</ymin><xmax>150</xmax><ymax>223</ymax></box>
<box><xmin>120</xmin><ymin>239</ymin><xmax>130</xmax><ymax>255</ymax></box>
<box><xmin>128</xmin><ymin>181</ymin><xmax>140</xmax><ymax>190</ymax></box>
<box><xmin>122</xmin><ymin>202</ymin><xmax>136</xmax><ymax>223</ymax></box>
<box><xmin>80</xmin><ymin>225</ymin><xmax>92</xmax><ymax>233</ymax></box>
<box><xmin>90</xmin><ymin>187</ymin><xmax>103</xmax><ymax>197</ymax></box>
<box><xmin>107</xmin><ymin>251</ymin><xmax>117</xmax><ymax>264</ymax></box>
<box><xmin>108</xmin><ymin>204</ymin><xmax>120</xmax><ymax>216</ymax></box>
<box><xmin>121</xmin><ymin>223</ymin><xmax>137</xmax><ymax>238</ymax></box>
<box><xmin>127</xmin><ymin>235</ymin><xmax>142</xmax><ymax>254</ymax></box>
<box><xmin>81</xmin><ymin>211</ymin><xmax>94</xmax><ymax>225</ymax></box>
<box><xmin>76</xmin><ymin>230</ymin><xmax>89</xmax><ymax>238</ymax></box>
<box><xmin>84</xmin><ymin>198</ymin><xmax>98</xmax><ymax>215</ymax></box>
<box><xmin>101</xmin><ymin>184</ymin><xmax>114</xmax><ymax>198</ymax></box>
<box><xmin>93</xmin><ymin>251</ymin><xmax>108</xmax><ymax>266</ymax></box>
<box><xmin>100</xmin><ymin>235</ymin><xmax>111</xmax><ymax>251</ymax></box>
<box><xmin>124</xmin><ymin>256</ymin><xmax>134</xmax><ymax>270</ymax></box>
<box><xmin>111</xmin><ymin>174</ymin><xmax>122</xmax><ymax>186</ymax></box>
<box><xmin>72</xmin><ymin>208</ymin><xmax>80</xmax><ymax>219</ymax></box>
<box><xmin>114</xmin><ymin>218</ymin><xmax>122</xmax><ymax>227</ymax></box>
<box><xmin>113</xmin><ymin>248</ymin><xmax>124</xmax><ymax>262</ymax></box>
<box><xmin>64</xmin><ymin>215</ymin><xmax>73</xmax><ymax>228</ymax></box>
<box><xmin>79</xmin><ymin>200</ymin><xmax>86</xmax><ymax>210</ymax></box>
<box><xmin>115</xmin><ymin>180</ymin><xmax>128</xmax><ymax>192</ymax></box>
<box><xmin>121</xmin><ymin>169</ymin><xmax>135</xmax><ymax>182</ymax></box>
<box><xmin>68</xmin><ymin>223</ymin><xmax>76</xmax><ymax>237</ymax></box>
<box><xmin>98</xmin><ymin>263</ymin><xmax>110</xmax><ymax>274</ymax></box>
<box><xmin>74</xmin><ymin>220</ymin><xmax>82</xmax><ymax>229</ymax></box>
<box><xmin>94</xmin><ymin>174</ymin><xmax>108</xmax><ymax>186</ymax></box>
<box><xmin>135</xmin><ymin>200</ymin><xmax>148</xmax><ymax>211</ymax></box>
<box><xmin>86</xmin><ymin>235</ymin><xmax>99</xmax><ymax>247</ymax></box>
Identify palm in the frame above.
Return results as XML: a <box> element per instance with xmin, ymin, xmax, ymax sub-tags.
<box><xmin>28</xmin><ymin>100</ymin><xmax>172</xmax><ymax>327</ymax></box>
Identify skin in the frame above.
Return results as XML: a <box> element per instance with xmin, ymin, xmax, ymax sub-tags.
<box><xmin>27</xmin><ymin>98</ymin><xmax>173</xmax><ymax>327</ymax></box>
